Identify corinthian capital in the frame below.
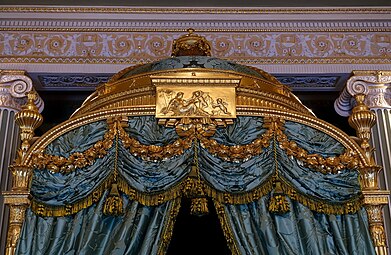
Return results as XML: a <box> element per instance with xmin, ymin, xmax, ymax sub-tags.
<box><xmin>0</xmin><ymin>70</ymin><xmax>44</xmax><ymax>112</ymax></box>
<box><xmin>334</xmin><ymin>70</ymin><xmax>391</xmax><ymax>117</ymax></box>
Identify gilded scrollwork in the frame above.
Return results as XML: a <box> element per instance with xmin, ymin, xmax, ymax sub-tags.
<box><xmin>6</xmin><ymin>204</ymin><xmax>28</xmax><ymax>254</ymax></box>
<box><xmin>370</xmin><ymin>225</ymin><xmax>387</xmax><ymax>247</ymax></box>
<box><xmin>366</xmin><ymin>204</ymin><xmax>384</xmax><ymax>223</ymax></box>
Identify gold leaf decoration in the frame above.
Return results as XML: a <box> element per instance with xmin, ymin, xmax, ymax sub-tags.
<box><xmin>32</xmin><ymin>119</ymin><xmax>193</xmax><ymax>172</ymax></box>
<box><xmin>30</xmin><ymin>117</ymin><xmax>363</xmax><ymax>217</ymax></box>
<box><xmin>103</xmin><ymin>184</ymin><xmax>124</xmax><ymax>216</ymax></box>
<box><xmin>200</xmin><ymin>117</ymin><xmax>361</xmax><ymax>174</ymax></box>
<box><xmin>190</xmin><ymin>197</ymin><xmax>209</xmax><ymax>216</ymax></box>
<box><xmin>268</xmin><ymin>180</ymin><xmax>290</xmax><ymax>214</ymax></box>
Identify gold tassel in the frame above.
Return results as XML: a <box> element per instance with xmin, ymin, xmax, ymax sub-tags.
<box><xmin>103</xmin><ymin>183</ymin><xmax>124</xmax><ymax>216</ymax></box>
<box><xmin>268</xmin><ymin>180</ymin><xmax>290</xmax><ymax>214</ymax></box>
<box><xmin>190</xmin><ymin>179</ymin><xmax>209</xmax><ymax>216</ymax></box>
<box><xmin>190</xmin><ymin>197</ymin><xmax>209</xmax><ymax>216</ymax></box>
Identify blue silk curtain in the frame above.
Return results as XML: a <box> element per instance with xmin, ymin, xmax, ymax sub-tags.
<box><xmin>16</xmin><ymin>116</ymin><xmax>376</xmax><ymax>254</ymax></box>
<box><xmin>224</xmin><ymin>200</ymin><xmax>374</xmax><ymax>255</ymax></box>
<box><xmin>17</xmin><ymin>195</ymin><xmax>177</xmax><ymax>255</ymax></box>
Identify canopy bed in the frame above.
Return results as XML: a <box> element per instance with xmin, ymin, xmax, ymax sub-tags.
<box><xmin>3</xmin><ymin>30</ymin><xmax>388</xmax><ymax>255</ymax></box>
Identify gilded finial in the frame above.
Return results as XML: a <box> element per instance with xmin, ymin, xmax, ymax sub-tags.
<box><xmin>348</xmin><ymin>94</ymin><xmax>376</xmax><ymax>163</ymax></box>
<box><xmin>14</xmin><ymin>91</ymin><xmax>43</xmax><ymax>162</ymax></box>
<box><xmin>171</xmin><ymin>28</ymin><xmax>211</xmax><ymax>57</ymax></box>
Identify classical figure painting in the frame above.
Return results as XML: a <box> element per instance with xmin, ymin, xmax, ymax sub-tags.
<box><xmin>156</xmin><ymin>86</ymin><xmax>235</xmax><ymax>118</ymax></box>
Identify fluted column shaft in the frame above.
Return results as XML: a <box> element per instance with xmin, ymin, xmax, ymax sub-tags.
<box><xmin>0</xmin><ymin>70</ymin><xmax>44</xmax><ymax>255</ymax></box>
<box><xmin>335</xmin><ymin>70</ymin><xmax>391</xmax><ymax>255</ymax></box>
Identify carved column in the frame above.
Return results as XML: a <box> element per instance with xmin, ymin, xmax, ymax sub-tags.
<box><xmin>335</xmin><ymin>70</ymin><xmax>391</xmax><ymax>255</ymax></box>
<box><xmin>0</xmin><ymin>70</ymin><xmax>43</xmax><ymax>255</ymax></box>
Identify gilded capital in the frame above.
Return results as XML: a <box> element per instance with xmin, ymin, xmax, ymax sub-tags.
<box><xmin>334</xmin><ymin>70</ymin><xmax>391</xmax><ymax>117</ymax></box>
<box><xmin>0</xmin><ymin>70</ymin><xmax>44</xmax><ymax>112</ymax></box>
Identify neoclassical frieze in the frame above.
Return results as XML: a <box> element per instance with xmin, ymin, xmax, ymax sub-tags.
<box><xmin>38</xmin><ymin>75</ymin><xmax>110</xmax><ymax>89</ymax></box>
<box><xmin>0</xmin><ymin>70</ymin><xmax>44</xmax><ymax>112</ymax></box>
<box><xmin>36</xmin><ymin>74</ymin><xmax>341</xmax><ymax>91</ymax></box>
<box><xmin>0</xmin><ymin>32</ymin><xmax>389</xmax><ymax>65</ymax></box>
<box><xmin>0</xmin><ymin>7</ymin><xmax>390</xmax><ymax>66</ymax></box>
<box><xmin>334</xmin><ymin>70</ymin><xmax>391</xmax><ymax>116</ymax></box>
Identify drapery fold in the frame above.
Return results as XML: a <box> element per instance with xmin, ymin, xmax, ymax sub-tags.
<box><xmin>31</xmin><ymin>116</ymin><xmax>361</xmax><ymax>210</ymax></box>
<box><xmin>221</xmin><ymin>197</ymin><xmax>376</xmax><ymax>255</ymax></box>
<box><xmin>19</xmin><ymin>115</ymin><xmax>376</xmax><ymax>255</ymax></box>
<box><xmin>17</xmin><ymin>193</ymin><xmax>178</xmax><ymax>255</ymax></box>
<box><xmin>118</xmin><ymin>143</ymin><xmax>193</xmax><ymax>193</ymax></box>
<box><xmin>199</xmin><ymin>145</ymin><xmax>274</xmax><ymax>193</ymax></box>
<box><xmin>283</xmin><ymin>121</ymin><xmax>345</xmax><ymax>156</ymax></box>
<box><xmin>45</xmin><ymin>121</ymin><xmax>108</xmax><ymax>157</ymax></box>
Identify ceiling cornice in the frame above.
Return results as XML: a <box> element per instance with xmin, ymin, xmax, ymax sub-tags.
<box><xmin>1</xmin><ymin>6</ymin><xmax>391</xmax><ymax>14</ymax></box>
<box><xmin>0</xmin><ymin>6</ymin><xmax>390</xmax><ymax>92</ymax></box>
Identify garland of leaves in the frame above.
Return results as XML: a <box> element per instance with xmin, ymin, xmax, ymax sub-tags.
<box><xmin>30</xmin><ymin>117</ymin><xmax>363</xmax><ymax>217</ymax></box>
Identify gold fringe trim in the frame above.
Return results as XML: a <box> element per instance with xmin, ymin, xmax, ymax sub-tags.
<box><xmin>203</xmin><ymin>176</ymin><xmax>274</xmax><ymax>205</ymax></box>
<box><xmin>157</xmin><ymin>198</ymin><xmax>181</xmax><ymax>255</ymax></box>
<box><xmin>278</xmin><ymin>177</ymin><xmax>363</xmax><ymax>214</ymax></box>
<box><xmin>31</xmin><ymin>174</ymin><xmax>115</xmax><ymax>217</ymax></box>
<box><xmin>33</xmin><ymin>117</ymin><xmax>362</xmax><ymax>176</ymax></box>
<box><xmin>214</xmin><ymin>200</ymin><xmax>241</xmax><ymax>255</ymax></box>
<box><xmin>31</xmin><ymin>174</ymin><xmax>363</xmax><ymax>217</ymax></box>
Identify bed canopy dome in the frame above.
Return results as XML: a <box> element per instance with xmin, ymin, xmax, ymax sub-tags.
<box><xmin>7</xmin><ymin>29</ymin><xmax>382</xmax><ymax>255</ymax></box>
<box><xmin>72</xmin><ymin>28</ymin><xmax>311</xmax><ymax>118</ymax></box>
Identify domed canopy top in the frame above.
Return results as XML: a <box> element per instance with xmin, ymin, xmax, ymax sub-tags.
<box><xmin>109</xmin><ymin>56</ymin><xmax>279</xmax><ymax>84</ymax></box>
<box><xmin>72</xmin><ymin>30</ymin><xmax>312</xmax><ymax>117</ymax></box>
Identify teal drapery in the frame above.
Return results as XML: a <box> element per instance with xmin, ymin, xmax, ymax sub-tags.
<box><xmin>17</xmin><ymin>116</ymin><xmax>375</xmax><ymax>254</ymax></box>
<box><xmin>222</xmin><ymin>198</ymin><xmax>375</xmax><ymax>255</ymax></box>
<box><xmin>16</xmin><ymin>193</ymin><xmax>177</xmax><ymax>255</ymax></box>
<box><xmin>199</xmin><ymin>117</ymin><xmax>361</xmax><ymax>202</ymax></box>
<box><xmin>45</xmin><ymin>120</ymin><xmax>108</xmax><ymax>157</ymax></box>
